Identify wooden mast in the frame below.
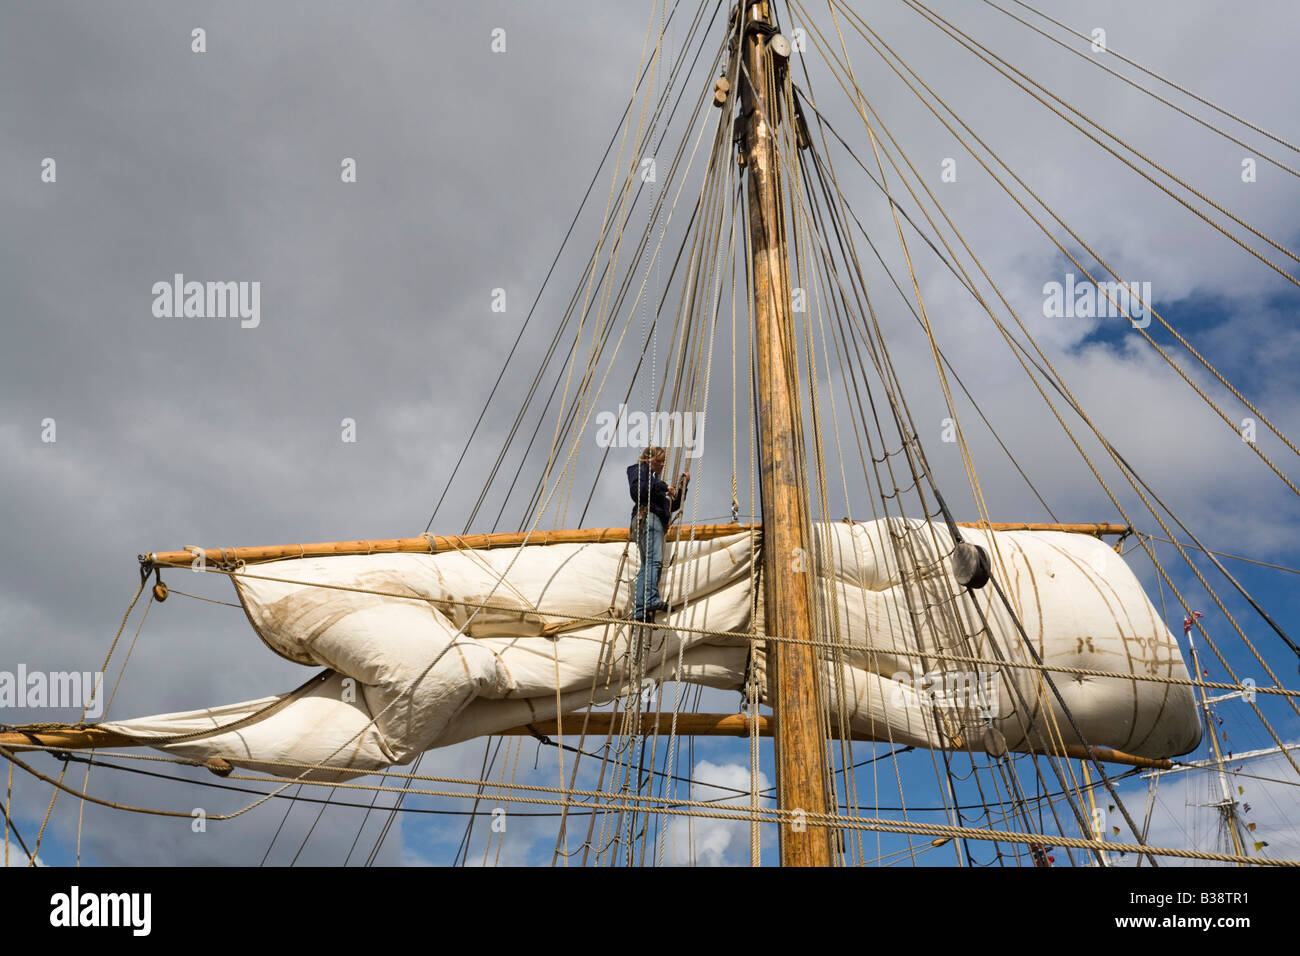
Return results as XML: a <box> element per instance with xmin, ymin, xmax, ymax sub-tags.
<box><xmin>740</xmin><ymin>0</ymin><xmax>834</xmax><ymax>866</ymax></box>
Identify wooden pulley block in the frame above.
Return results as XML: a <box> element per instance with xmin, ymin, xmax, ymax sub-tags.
<box><xmin>152</xmin><ymin>580</ymin><xmax>169</xmax><ymax>602</ymax></box>
<box><xmin>982</xmin><ymin>725</ymin><xmax>1008</xmax><ymax>758</ymax></box>
<box><xmin>951</xmin><ymin>541</ymin><xmax>990</xmax><ymax>589</ymax></box>
<box><xmin>795</xmin><ymin>110</ymin><xmax>812</xmax><ymax>150</ymax></box>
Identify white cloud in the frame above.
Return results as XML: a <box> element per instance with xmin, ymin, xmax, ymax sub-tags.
<box><xmin>2</xmin><ymin>855</ymin><xmax>42</xmax><ymax>866</ymax></box>
<box><xmin>663</xmin><ymin>759</ymin><xmax>771</xmax><ymax>867</ymax></box>
<box><xmin>1110</xmin><ymin>741</ymin><xmax>1300</xmax><ymax>865</ymax></box>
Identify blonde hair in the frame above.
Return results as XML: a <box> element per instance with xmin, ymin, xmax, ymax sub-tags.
<box><xmin>638</xmin><ymin>446</ymin><xmax>667</xmax><ymax>462</ymax></box>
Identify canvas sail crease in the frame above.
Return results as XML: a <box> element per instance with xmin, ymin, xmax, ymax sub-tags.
<box><xmin>98</xmin><ymin>521</ymin><xmax>1201</xmax><ymax>780</ymax></box>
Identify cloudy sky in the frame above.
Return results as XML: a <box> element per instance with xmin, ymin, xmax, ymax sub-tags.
<box><xmin>2</xmin><ymin>0</ymin><xmax>1298</xmax><ymax>867</ymax></box>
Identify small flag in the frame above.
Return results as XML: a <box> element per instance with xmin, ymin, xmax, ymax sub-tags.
<box><xmin>1112</xmin><ymin>826</ymin><xmax>1120</xmax><ymax>836</ymax></box>
<box><xmin>1248</xmin><ymin>823</ymin><xmax>1256</xmax><ymax>832</ymax></box>
<box><xmin>1239</xmin><ymin>786</ymin><xmax>1245</xmax><ymax>795</ymax></box>
<box><xmin>1244</xmin><ymin>803</ymin><xmax>1252</xmax><ymax>812</ymax></box>
<box><xmin>1183</xmin><ymin>611</ymin><xmax>1204</xmax><ymax>636</ymax></box>
<box><xmin>1108</xmin><ymin>804</ymin><xmax>1114</xmax><ymax>813</ymax></box>
<box><xmin>1255</xmin><ymin>841</ymin><xmax>1269</xmax><ymax>851</ymax></box>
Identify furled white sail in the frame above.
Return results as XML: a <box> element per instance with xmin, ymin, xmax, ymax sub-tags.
<box><xmin>100</xmin><ymin>520</ymin><xmax>1201</xmax><ymax>780</ymax></box>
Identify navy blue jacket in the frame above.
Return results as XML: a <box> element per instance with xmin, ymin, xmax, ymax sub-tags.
<box><xmin>627</xmin><ymin>462</ymin><xmax>682</xmax><ymax>527</ymax></box>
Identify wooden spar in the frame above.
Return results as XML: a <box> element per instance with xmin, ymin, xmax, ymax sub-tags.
<box><xmin>957</xmin><ymin>522</ymin><xmax>1129</xmax><ymax>536</ymax></box>
<box><xmin>740</xmin><ymin>1</ymin><xmax>833</xmax><ymax>866</ymax></box>
<box><xmin>508</xmin><ymin>717</ymin><xmax>1173</xmax><ymax>770</ymax></box>
<box><xmin>142</xmin><ymin>522</ymin><xmax>1130</xmax><ymax>569</ymax></box>
<box><xmin>0</xmin><ymin>726</ymin><xmax>137</xmax><ymax>751</ymax></box>
<box><xmin>142</xmin><ymin>524</ymin><xmax>753</xmax><ymax>568</ymax></box>
<box><xmin>0</xmin><ymin>718</ymin><xmax>1174</xmax><ymax>770</ymax></box>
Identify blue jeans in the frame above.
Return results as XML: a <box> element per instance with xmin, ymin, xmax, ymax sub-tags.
<box><xmin>633</xmin><ymin>512</ymin><xmax>665</xmax><ymax>620</ymax></box>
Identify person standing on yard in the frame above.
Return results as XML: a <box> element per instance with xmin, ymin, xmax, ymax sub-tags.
<box><xmin>627</xmin><ymin>446</ymin><xmax>689</xmax><ymax>622</ymax></box>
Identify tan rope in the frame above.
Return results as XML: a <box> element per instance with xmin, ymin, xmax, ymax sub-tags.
<box><xmin>12</xmin><ymin>742</ymin><xmax>1286</xmax><ymax>866</ymax></box>
<box><xmin>828</xmin><ymin>0</ymin><xmax>1300</xmax><ymax>483</ymax></box>
<box><xmin>1002</xmin><ymin>0</ymin><xmax>1300</xmax><ymax>154</ymax></box>
<box><xmin>148</xmin><ymin>562</ymin><xmax>1297</xmax><ymax>693</ymax></box>
<box><xmin>3</xmin><ymin>761</ymin><xmax>11</xmax><ymax>866</ymax></box>
<box><xmin>790</xmin><ymin>5</ymin><xmax>1300</xmax><ymax>768</ymax></box>
<box><xmin>980</xmin><ymin>0</ymin><xmax>1299</xmax><ymax>177</ymax></box>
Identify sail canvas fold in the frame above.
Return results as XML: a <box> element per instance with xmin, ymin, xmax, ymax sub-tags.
<box><xmin>99</xmin><ymin>521</ymin><xmax>1201</xmax><ymax>780</ymax></box>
